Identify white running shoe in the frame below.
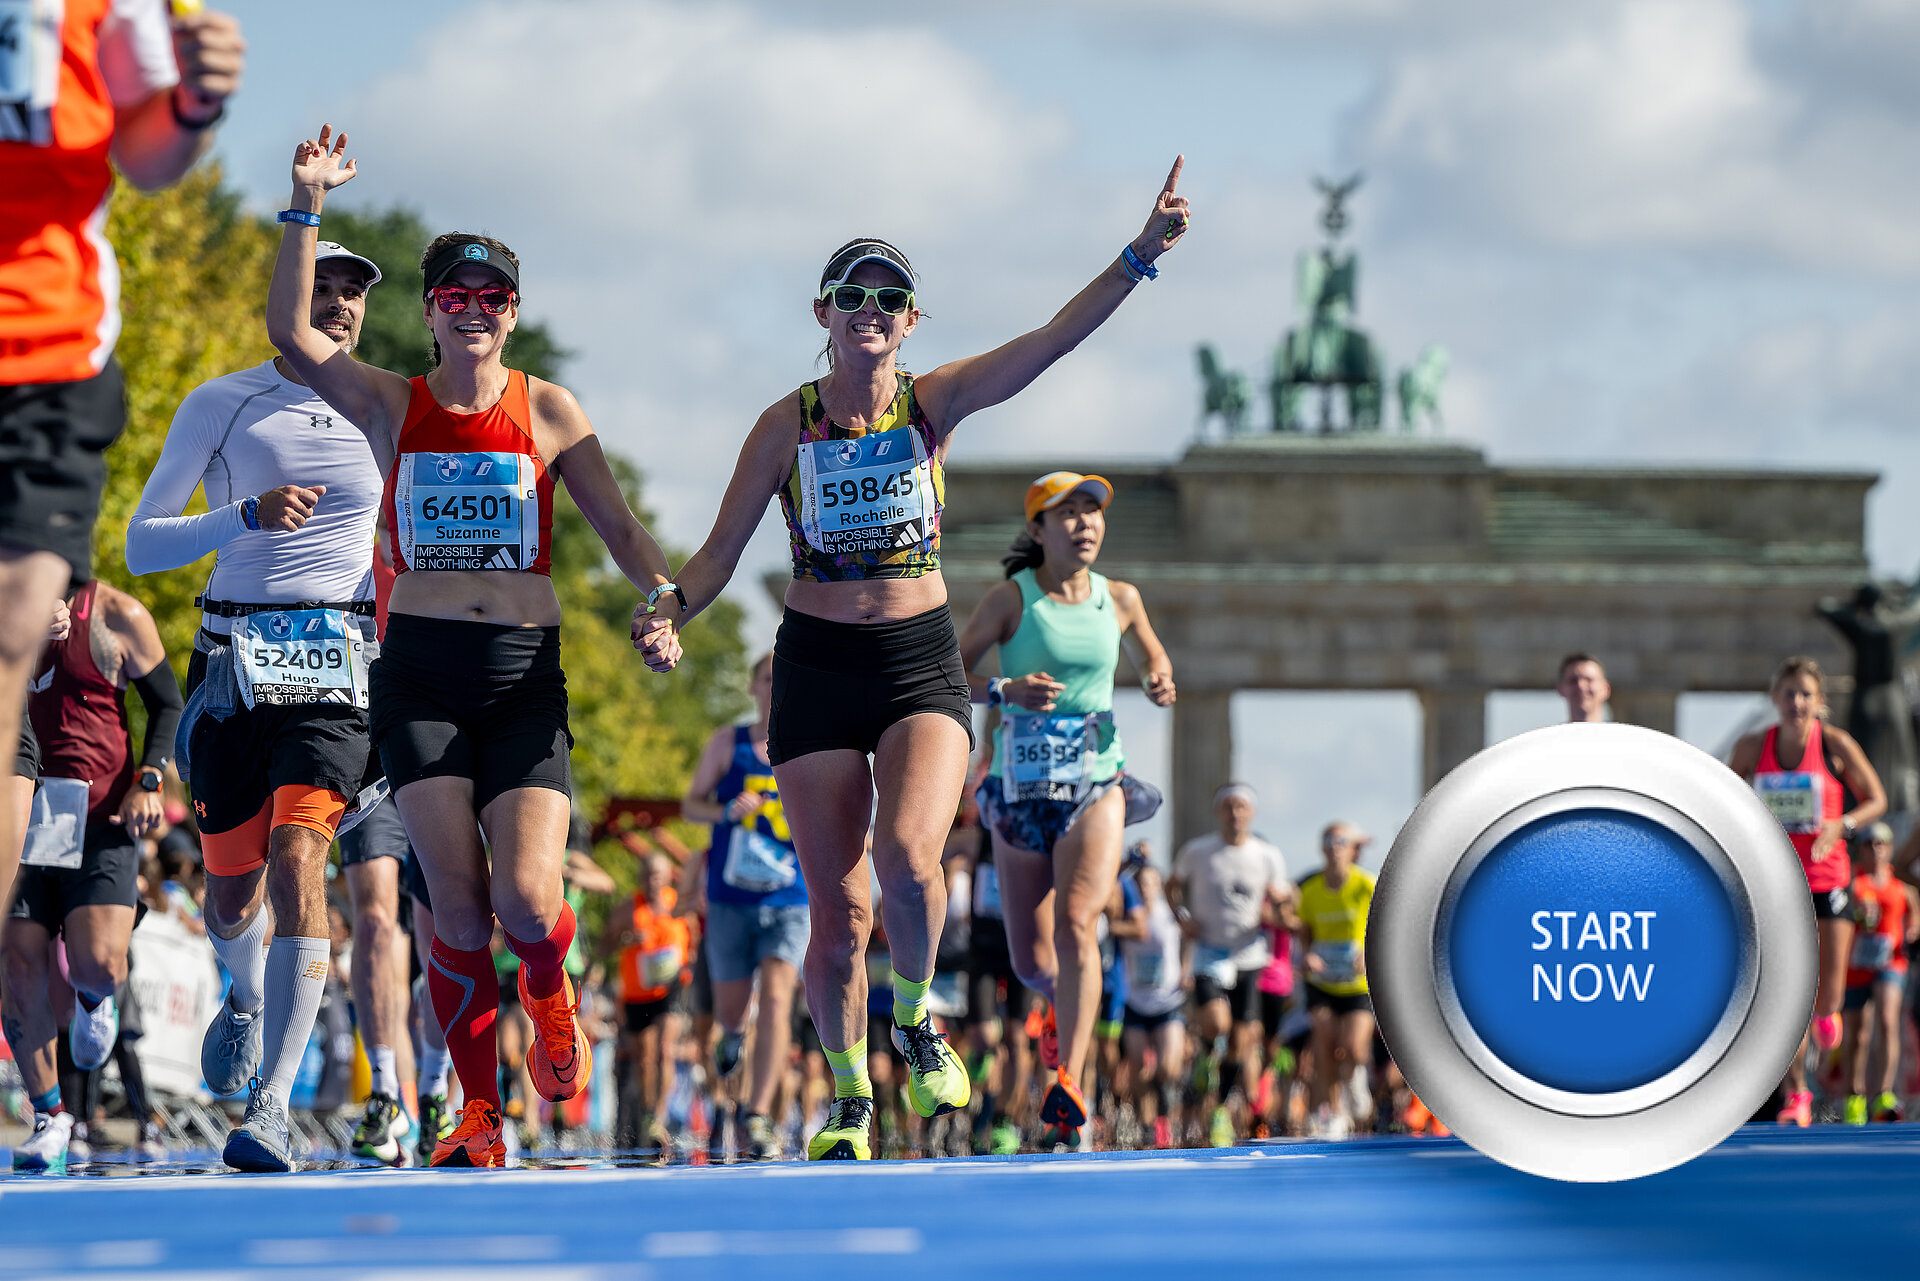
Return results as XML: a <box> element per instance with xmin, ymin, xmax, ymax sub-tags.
<box><xmin>69</xmin><ymin>993</ymin><xmax>118</xmax><ymax>1070</ymax></box>
<box><xmin>133</xmin><ymin>1120</ymin><xmax>167</xmax><ymax>1164</ymax></box>
<box><xmin>67</xmin><ymin>1120</ymin><xmax>94</xmax><ymax>1164</ymax></box>
<box><xmin>1349</xmin><ymin>1065</ymin><xmax>1375</xmax><ymax>1124</ymax></box>
<box><xmin>12</xmin><ymin>1112</ymin><xmax>74</xmax><ymax>1173</ymax></box>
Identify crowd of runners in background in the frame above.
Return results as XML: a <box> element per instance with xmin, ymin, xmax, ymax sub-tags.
<box><xmin>4</xmin><ymin>1</ymin><xmax>1919</xmax><ymax>1176</ymax></box>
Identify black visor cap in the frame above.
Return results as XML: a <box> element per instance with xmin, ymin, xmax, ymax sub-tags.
<box><xmin>423</xmin><ymin>238</ymin><xmax>521</xmax><ymax>295</ymax></box>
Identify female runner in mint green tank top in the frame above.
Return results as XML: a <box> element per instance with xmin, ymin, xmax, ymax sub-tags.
<box><xmin>956</xmin><ymin>471</ymin><xmax>1175</xmax><ymax>1135</ymax></box>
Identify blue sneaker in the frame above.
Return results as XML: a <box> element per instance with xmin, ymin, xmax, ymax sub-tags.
<box><xmin>223</xmin><ymin>1081</ymin><xmax>293</xmax><ymax>1172</ymax></box>
<box><xmin>201</xmin><ymin>995</ymin><xmax>262</xmax><ymax>1097</ymax></box>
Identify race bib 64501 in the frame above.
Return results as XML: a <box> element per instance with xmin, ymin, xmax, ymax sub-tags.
<box><xmin>394</xmin><ymin>451</ymin><xmax>539</xmax><ymax>571</ymax></box>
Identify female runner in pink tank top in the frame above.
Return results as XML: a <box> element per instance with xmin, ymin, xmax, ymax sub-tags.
<box><xmin>1729</xmin><ymin>655</ymin><xmax>1885</xmax><ymax>1127</ymax></box>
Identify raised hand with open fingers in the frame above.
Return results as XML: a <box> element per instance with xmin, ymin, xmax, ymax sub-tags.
<box><xmin>1132</xmin><ymin>154</ymin><xmax>1192</xmax><ymax>265</ymax></box>
<box><xmin>292</xmin><ymin>124</ymin><xmax>357</xmax><ymax>194</ymax></box>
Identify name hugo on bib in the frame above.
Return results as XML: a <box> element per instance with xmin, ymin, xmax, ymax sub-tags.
<box><xmin>393</xmin><ymin>451</ymin><xmax>540</xmax><ymax>572</ymax></box>
<box><xmin>795</xmin><ymin>425</ymin><xmax>934</xmax><ymax>558</ymax></box>
<box><xmin>231</xmin><ymin>608</ymin><xmax>369</xmax><ymax>709</ymax></box>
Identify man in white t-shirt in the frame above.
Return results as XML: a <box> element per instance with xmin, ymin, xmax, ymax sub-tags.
<box><xmin>1170</xmin><ymin>782</ymin><xmax>1293</xmax><ymax>1141</ymax></box>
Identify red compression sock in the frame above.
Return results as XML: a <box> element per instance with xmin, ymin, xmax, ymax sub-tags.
<box><xmin>503</xmin><ymin>903</ymin><xmax>576</xmax><ymax>1000</ymax></box>
<box><xmin>426</xmin><ymin>937</ymin><xmax>501</xmax><ymax>1108</ymax></box>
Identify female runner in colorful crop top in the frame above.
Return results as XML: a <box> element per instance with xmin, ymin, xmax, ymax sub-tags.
<box><xmin>1728</xmin><ymin>654</ymin><xmax>1885</xmax><ymax>1128</ymax></box>
<box><xmin>266</xmin><ymin>126</ymin><xmax>683</xmax><ymax>1167</ymax></box>
<box><xmin>671</xmin><ymin>158</ymin><xmax>1194</xmax><ymax>1161</ymax></box>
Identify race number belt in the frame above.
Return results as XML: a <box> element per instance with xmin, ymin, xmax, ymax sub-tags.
<box><xmin>1311</xmin><ymin>940</ymin><xmax>1363</xmax><ymax>986</ymax></box>
<box><xmin>1852</xmin><ymin>932</ymin><xmax>1895</xmax><ymax>971</ymax></box>
<box><xmin>20</xmin><ymin>777</ymin><xmax>88</xmax><ymax>870</ymax></box>
<box><xmin>231</xmin><ymin>607</ymin><xmax>368</xmax><ymax>709</ymax></box>
<box><xmin>1000</xmin><ymin>711</ymin><xmax>1111</xmax><ymax>801</ymax></box>
<box><xmin>1753</xmin><ymin>771</ymin><xmax>1822</xmax><ymax>834</ymax></box>
<box><xmin>641</xmin><ymin>944</ymin><xmax>683</xmax><ymax>989</ymax></box>
<box><xmin>394</xmin><ymin>450</ymin><xmax>540</xmax><ymax>571</ymax></box>
<box><xmin>795</xmin><ymin>425</ymin><xmax>933</xmax><ymax>557</ymax></box>
<box><xmin>1127</xmin><ymin>947</ymin><xmax>1168</xmax><ymax>992</ymax></box>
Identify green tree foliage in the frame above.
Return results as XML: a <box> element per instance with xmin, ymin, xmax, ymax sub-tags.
<box><xmin>92</xmin><ymin>172</ymin><xmax>747</xmax><ymax>864</ymax></box>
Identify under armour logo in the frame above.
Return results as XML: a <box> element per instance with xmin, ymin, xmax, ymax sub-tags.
<box><xmin>302</xmin><ymin>959</ymin><xmax>330</xmax><ymax>981</ymax></box>
<box><xmin>306</xmin><ymin>415</ymin><xmax>333</xmax><ymax>430</ymax></box>
<box><xmin>194</xmin><ymin>801</ymin><xmax>207</xmax><ymax>817</ymax></box>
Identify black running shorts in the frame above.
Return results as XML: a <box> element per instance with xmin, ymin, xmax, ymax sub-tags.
<box><xmin>1305</xmin><ymin>985</ymin><xmax>1374</xmax><ymax>1019</ymax></box>
<box><xmin>336</xmin><ymin>786</ymin><xmax>409</xmax><ymax>868</ymax></box>
<box><xmin>8</xmin><ymin>821</ymin><xmax>141</xmax><ymax>932</ymax></box>
<box><xmin>767</xmin><ymin>605</ymin><xmax>973</xmax><ymax>766</ymax></box>
<box><xmin>1195</xmin><ymin>964</ymin><xmax>1267</xmax><ymax>1026</ymax></box>
<box><xmin>185</xmin><ymin>637</ymin><xmax>372</xmax><ymax>837</ymax></box>
<box><xmin>1812</xmin><ymin>884</ymin><xmax>1853</xmax><ymax>920</ymax></box>
<box><xmin>0</xmin><ymin>362</ymin><xmax>126</xmax><ymax>584</ymax></box>
<box><xmin>369</xmin><ymin>615</ymin><xmax>572</xmax><ymax>811</ymax></box>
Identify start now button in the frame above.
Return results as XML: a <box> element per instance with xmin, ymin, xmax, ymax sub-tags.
<box><xmin>1446</xmin><ymin>809</ymin><xmax>1742</xmax><ymax>1095</ymax></box>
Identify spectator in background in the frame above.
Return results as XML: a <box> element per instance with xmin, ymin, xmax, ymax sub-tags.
<box><xmin>617</xmin><ymin>853</ymin><xmax>691</xmax><ymax>1151</ymax></box>
<box><xmin>1558</xmin><ymin>654</ymin><xmax>1610</xmax><ymax>724</ymax></box>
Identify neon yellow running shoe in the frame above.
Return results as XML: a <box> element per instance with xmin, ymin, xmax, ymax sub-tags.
<box><xmin>1843</xmin><ymin>1094</ymin><xmax>1868</xmax><ymax>1126</ymax></box>
<box><xmin>807</xmin><ymin>1095</ymin><xmax>875</xmax><ymax>1161</ymax></box>
<box><xmin>892</xmin><ymin>1018</ymin><xmax>971</xmax><ymax>1118</ymax></box>
<box><xmin>1873</xmin><ymin>1091</ymin><xmax>1904</xmax><ymax>1123</ymax></box>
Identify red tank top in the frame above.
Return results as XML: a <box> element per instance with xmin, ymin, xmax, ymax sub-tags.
<box><xmin>1753</xmin><ymin>721</ymin><xmax>1848</xmax><ymax>893</ymax></box>
<box><xmin>28</xmin><ymin>582</ymin><xmax>133</xmax><ymax>824</ymax></box>
<box><xmin>381</xmin><ymin>370</ymin><xmax>554</xmax><ymax>576</ymax></box>
<box><xmin>1847</xmin><ymin>872</ymin><xmax>1910</xmax><ymax>983</ymax></box>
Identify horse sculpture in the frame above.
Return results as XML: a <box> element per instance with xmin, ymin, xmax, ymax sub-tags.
<box><xmin>1396</xmin><ymin>345</ymin><xmax>1448</xmax><ymax>433</ymax></box>
<box><xmin>1196</xmin><ymin>345</ymin><xmax>1254</xmax><ymax>436</ymax></box>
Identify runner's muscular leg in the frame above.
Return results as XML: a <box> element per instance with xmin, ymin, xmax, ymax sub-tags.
<box><xmin>1051</xmin><ymin>785</ymin><xmax>1126</xmax><ymax>1082</ymax></box>
<box><xmin>59</xmin><ymin>903</ymin><xmax>136</xmax><ymax>1002</ymax></box>
<box><xmin>266</xmin><ymin>824</ymin><xmax>332</xmax><ymax>939</ymax></box>
<box><xmin>773</xmin><ymin>748</ymin><xmax>874</xmax><ymax>1053</ymax></box>
<box><xmin>869</xmin><ymin>713</ymin><xmax>970</xmax><ymax>988</ymax></box>
<box><xmin>750</xmin><ymin>958</ymin><xmax>798</xmax><ymax>1117</ymax></box>
<box><xmin>478</xmin><ymin>786</ymin><xmax>570</xmax><ymax>944</ymax></box>
<box><xmin>397</xmin><ymin>777</ymin><xmax>491</xmax><ymax>950</ymax></box>
<box><xmin>0</xmin><ymin>919</ymin><xmax>57</xmax><ymax>1095</ymax></box>
<box><xmin>996</xmin><ymin>838</ymin><xmax>1055</xmax><ymax>1001</ymax></box>
<box><xmin>0</xmin><ymin>549</ymin><xmax>68</xmax><ymax>926</ymax></box>
<box><xmin>347</xmin><ymin>856</ymin><xmax>414</xmax><ymax>1086</ymax></box>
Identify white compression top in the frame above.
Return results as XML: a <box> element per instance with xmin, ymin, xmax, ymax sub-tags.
<box><xmin>126</xmin><ymin>360</ymin><xmax>381</xmax><ymax>636</ymax></box>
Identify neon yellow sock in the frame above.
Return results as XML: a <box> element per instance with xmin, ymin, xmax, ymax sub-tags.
<box><xmin>891</xmin><ymin>969</ymin><xmax>931</xmax><ymax>1029</ymax></box>
<box><xmin>823</xmin><ymin>1039</ymin><xmax>871</xmax><ymax>1100</ymax></box>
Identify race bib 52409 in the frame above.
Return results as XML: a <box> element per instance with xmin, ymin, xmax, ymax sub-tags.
<box><xmin>231</xmin><ymin>608</ymin><xmax>367</xmax><ymax>709</ymax></box>
<box><xmin>394</xmin><ymin>451</ymin><xmax>539</xmax><ymax>571</ymax></box>
<box><xmin>795</xmin><ymin>425</ymin><xmax>932</xmax><ymax>558</ymax></box>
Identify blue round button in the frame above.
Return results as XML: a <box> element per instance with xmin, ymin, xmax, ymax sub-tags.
<box><xmin>1446</xmin><ymin>808</ymin><xmax>1742</xmax><ymax>1094</ymax></box>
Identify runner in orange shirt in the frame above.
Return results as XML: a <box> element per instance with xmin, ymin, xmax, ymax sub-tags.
<box><xmin>1</xmin><ymin>1</ymin><xmax>243</xmax><ymax>913</ymax></box>
<box><xmin>618</xmin><ymin>853</ymin><xmax>692</xmax><ymax>1150</ymax></box>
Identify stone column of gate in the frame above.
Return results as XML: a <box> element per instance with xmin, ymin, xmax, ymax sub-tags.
<box><xmin>1608</xmin><ymin>689</ymin><xmax>1679</xmax><ymax>736</ymax></box>
<box><xmin>1417</xmin><ymin>687</ymin><xmax>1487</xmax><ymax>794</ymax></box>
<box><xmin>1172</xmin><ymin>690</ymin><xmax>1234</xmax><ymax>852</ymax></box>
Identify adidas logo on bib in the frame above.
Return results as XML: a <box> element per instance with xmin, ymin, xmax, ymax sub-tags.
<box><xmin>484</xmin><ymin>547</ymin><xmax>521</xmax><ymax>570</ymax></box>
<box><xmin>894</xmin><ymin>521</ymin><xmax>922</xmax><ymax>548</ymax></box>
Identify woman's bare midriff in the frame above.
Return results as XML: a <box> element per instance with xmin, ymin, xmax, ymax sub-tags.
<box><xmin>785</xmin><ymin>571</ymin><xmax>949</xmax><ymax>625</ymax></box>
<box><xmin>390</xmin><ymin>570</ymin><xmax>562</xmax><ymax>627</ymax></box>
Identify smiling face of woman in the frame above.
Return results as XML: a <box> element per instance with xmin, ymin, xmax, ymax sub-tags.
<box><xmin>813</xmin><ymin>261</ymin><xmax>917</xmax><ymax>368</ymax></box>
<box><xmin>1771</xmin><ymin>671</ymin><xmax>1824</xmax><ymax>728</ymax></box>
<box><xmin>424</xmin><ymin>262</ymin><xmax>518</xmax><ymax>366</ymax></box>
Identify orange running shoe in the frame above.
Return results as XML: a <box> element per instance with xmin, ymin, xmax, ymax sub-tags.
<box><xmin>1403</xmin><ymin>1096</ymin><xmax>1434</xmax><ymax>1135</ymax></box>
<box><xmin>1026</xmin><ymin>1003</ymin><xmax>1060</xmax><ymax>1072</ymax></box>
<box><xmin>1776</xmin><ymin>1089</ymin><xmax>1812</xmax><ymax>1128</ymax></box>
<box><xmin>519</xmin><ymin>967</ymin><xmax>591</xmax><ymax>1102</ymax></box>
<box><xmin>1040</xmin><ymin>1071</ymin><xmax>1087</xmax><ymax>1129</ymax></box>
<box><xmin>431</xmin><ymin>1098</ymin><xmax>505</xmax><ymax>1167</ymax></box>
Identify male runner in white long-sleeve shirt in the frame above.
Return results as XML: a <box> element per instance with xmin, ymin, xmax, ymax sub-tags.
<box><xmin>126</xmin><ymin>241</ymin><xmax>387</xmax><ymax>1172</ymax></box>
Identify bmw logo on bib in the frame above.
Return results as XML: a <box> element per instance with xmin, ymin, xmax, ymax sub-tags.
<box><xmin>266</xmin><ymin>613</ymin><xmax>293</xmax><ymax>641</ymax></box>
<box><xmin>1368</xmin><ymin>723</ymin><xmax>1815</xmax><ymax>1182</ymax></box>
<box><xmin>835</xmin><ymin>441</ymin><xmax>862</xmax><ymax>466</ymax></box>
<box><xmin>437</xmin><ymin>455</ymin><xmax>462</xmax><ymax>481</ymax></box>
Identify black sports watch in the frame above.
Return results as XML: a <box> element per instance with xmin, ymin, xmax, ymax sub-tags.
<box><xmin>137</xmin><ymin>767</ymin><xmax>164</xmax><ymax>793</ymax></box>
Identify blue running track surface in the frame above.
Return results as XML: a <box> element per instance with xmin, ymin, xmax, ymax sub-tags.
<box><xmin>3</xmin><ymin>1126</ymin><xmax>1918</xmax><ymax>1279</ymax></box>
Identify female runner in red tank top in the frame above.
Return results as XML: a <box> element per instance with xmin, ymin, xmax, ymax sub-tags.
<box><xmin>669</xmin><ymin>160</ymin><xmax>1193</xmax><ymax>1160</ymax></box>
<box><xmin>266</xmin><ymin>127</ymin><xmax>684</xmax><ymax>1166</ymax></box>
<box><xmin>1729</xmin><ymin>655</ymin><xmax>1885</xmax><ymax>1127</ymax></box>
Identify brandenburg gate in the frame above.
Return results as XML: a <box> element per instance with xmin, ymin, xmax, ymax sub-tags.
<box><xmin>936</xmin><ymin>436</ymin><xmax>1873</xmax><ymax>843</ymax></box>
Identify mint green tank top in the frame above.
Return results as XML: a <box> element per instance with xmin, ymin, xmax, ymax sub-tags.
<box><xmin>992</xmin><ymin>567</ymin><xmax>1125</xmax><ymax>784</ymax></box>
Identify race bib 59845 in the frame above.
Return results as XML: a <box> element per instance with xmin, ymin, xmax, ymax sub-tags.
<box><xmin>795</xmin><ymin>426</ymin><xmax>932</xmax><ymax>558</ymax></box>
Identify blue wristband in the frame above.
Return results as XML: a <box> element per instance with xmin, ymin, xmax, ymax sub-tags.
<box><xmin>1121</xmin><ymin>243</ymin><xmax>1158</xmax><ymax>281</ymax></box>
<box><xmin>276</xmin><ymin>209</ymin><xmax>321</xmax><ymax>228</ymax></box>
<box><xmin>241</xmin><ymin>496</ymin><xmax>260</xmax><ymax>531</ymax></box>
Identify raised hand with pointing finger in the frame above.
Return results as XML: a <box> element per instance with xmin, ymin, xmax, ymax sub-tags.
<box><xmin>1131</xmin><ymin>154</ymin><xmax>1192</xmax><ymax>267</ymax></box>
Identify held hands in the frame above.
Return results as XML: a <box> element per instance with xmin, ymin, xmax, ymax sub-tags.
<box><xmin>1143</xmin><ymin>670</ymin><xmax>1176</xmax><ymax>707</ymax></box>
<box><xmin>1131</xmin><ymin>155</ymin><xmax>1192</xmax><ymax>265</ymax></box>
<box><xmin>1008</xmin><ymin>672</ymin><xmax>1064</xmax><ymax>712</ymax></box>
<box><xmin>292</xmin><ymin>125</ymin><xmax>357</xmax><ymax>195</ymax></box>
<box><xmin>631</xmin><ymin>611</ymin><xmax>682</xmax><ymax>674</ymax></box>
<box><xmin>171</xmin><ymin>8</ymin><xmax>245</xmax><ymax>123</ymax></box>
<box><xmin>257</xmin><ymin>485</ymin><xmax>326</xmax><ymax>531</ymax></box>
<box><xmin>47</xmin><ymin>599</ymin><xmax>71</xmax><ymax>643</ymax></box>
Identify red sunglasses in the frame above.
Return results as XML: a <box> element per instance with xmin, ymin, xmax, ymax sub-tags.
<box><xmin>429</xmin><ymin>284</ymin><xmax>517</xmax><ymax>315</ymax></box>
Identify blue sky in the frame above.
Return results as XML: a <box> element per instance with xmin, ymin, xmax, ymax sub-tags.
<box><xmin>197</xmin><ymin>0</ymin><xmax>1914</xmax><ymax>870</ymax></box>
